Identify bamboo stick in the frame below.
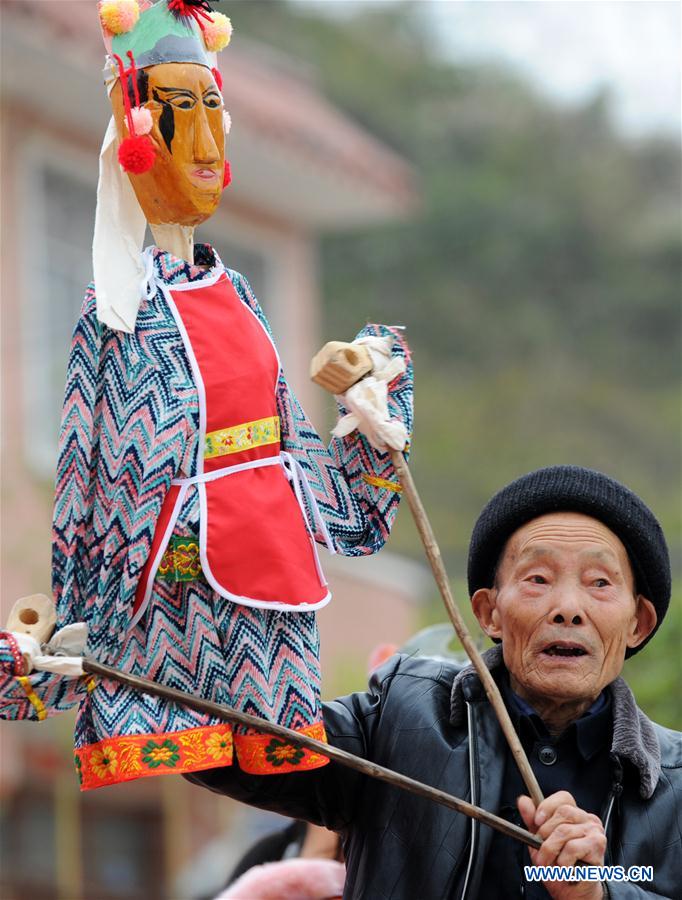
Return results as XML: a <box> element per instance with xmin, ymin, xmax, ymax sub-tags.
<box><xmin>389</xmin><ymin>450</ymin><xmax>544</xmax><ymax>807</ymax></box>
<box><xmin>82</xmin><ymin>658</ymin><xmax>541</xmax><ymax>851</ymax></box>
<box><xmin>309</xmin><ymin>348</ymin><xmax>543</xmax><ymax>806</ymax></box>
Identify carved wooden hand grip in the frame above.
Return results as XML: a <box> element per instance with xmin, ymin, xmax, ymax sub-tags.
<box><xmin>5</xmin><ymin>594</ymin><xmax>57</xmax><ymax>674</ymax></box>
<box><xmin>310</xmin><ymin>341</ymin><xmax>373</xmax><ymax>394</ymax></box>
<box><xmin>6</xmin><ymin>593</ymin><xmax>56</xmax><ymax>645</ymax></box>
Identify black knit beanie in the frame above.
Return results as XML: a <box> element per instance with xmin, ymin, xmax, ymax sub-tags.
<box><xmin>467</xmin><ymin>465</ymin><xmax>671</xmax><ymax>656</ymax></box>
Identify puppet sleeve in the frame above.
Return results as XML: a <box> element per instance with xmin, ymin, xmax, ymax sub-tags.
<box><xmin>52</xmin><ymin>285</ymin><xmax>101</xmax><ymax>627</ymax></box>
<box><xmin>0</xmin><ymin>632</ymin><xmax>88</xmax><ymax>720</ymax></box>
<box><xmin>0</xmin><ymin>286</ymin><xmax>100</xmax><ymax>720</ymax></box>
<box><xmin>228</xmin><ymin>271</ymin><xmax>413</xmax><ymax>556</ymax></box>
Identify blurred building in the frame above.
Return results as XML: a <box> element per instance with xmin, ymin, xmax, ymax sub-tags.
<box><xmin>0</xmin><ymin>2</ymin><xmax>424</xmax><ymax>898</ymax></box>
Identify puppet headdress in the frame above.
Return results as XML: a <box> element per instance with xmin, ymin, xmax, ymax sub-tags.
<box><xmin>94</xmin><ymin>0</ymin><xmax>232</xmax><ymax>333</ymax></box>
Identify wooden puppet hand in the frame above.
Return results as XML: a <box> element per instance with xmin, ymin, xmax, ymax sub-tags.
<box><xmin>311</xmin><ymin>335</ymin><xmax>408</xmax><ymax>451</ymax></box>
<box><xmin>518</xmin><ymin>791</ymin><xmax>607</xmax><ymax>900</ymax></box>
<box><xmin>310</xmin><ymin>340</ymin><xmax>374</xmax><ymax>394</ymax></box>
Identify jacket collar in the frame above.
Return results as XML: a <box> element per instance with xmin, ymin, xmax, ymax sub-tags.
<box><xmin>499</xmin><ymin>670</ymin><xmax>612</xmax><ymax>763</ymax></box>
<box><xmin>152</xmin><ymin>243</ymin><xmax>221</xmax><ymax>286</ymax></box>
<box><xmin>449</xmin><ymin>644</ymin><xmax>661</xmax><ymax>799</ymax></box>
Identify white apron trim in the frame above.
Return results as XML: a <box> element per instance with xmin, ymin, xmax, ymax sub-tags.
<box><xmin>130</xmin><ymin>481</ymin><xmax>188</xmax><ymax>630</ymax></box>
<box><xmin>280</xmin><ymin>451</ymin><xmax>335</xmax><ymax>558</ymax></box>
<box><xmin>171</xmin><ymin>454</ymin><xmax>279</xmax><ymax>486</ymax></box>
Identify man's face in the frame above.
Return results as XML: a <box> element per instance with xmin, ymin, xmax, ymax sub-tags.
<box><xmin>111</xmin><ymin>62</ymin><xmax>224</xmax><ymax>226</ymax></box>
<box><xmin>472</xmin><ymin>512</ymin><xmax>657</xmax><ymax>707</ymax></box>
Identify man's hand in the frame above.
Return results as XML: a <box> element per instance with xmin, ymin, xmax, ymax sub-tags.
<box><xmin>518</xmin><ymin>791</ymin><xmax>607</xmax><ymax>900</ymax></box>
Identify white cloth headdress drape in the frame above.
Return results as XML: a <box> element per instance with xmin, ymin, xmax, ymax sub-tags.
<box><xmin>92</xmin><ymin>115</ymin><xmax>148</xmax><ymax>333</ymax></box>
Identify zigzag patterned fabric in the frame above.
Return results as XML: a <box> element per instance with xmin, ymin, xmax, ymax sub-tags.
<box><xmin>0</xmin><ymin>245</ymin><xmax>413</xmax><ymax>790</ymax></box>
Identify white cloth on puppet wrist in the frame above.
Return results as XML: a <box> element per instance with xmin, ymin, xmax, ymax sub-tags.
<box><xmin>351</xmin><ymin>335</ymin><xmax>405</xmax><ymax>382</ymax></box>
<box><xmin>333</xmin><ymin>375</ymin><xmax>408</xmax><ymax>452</ymax></box>
<box><xmin>11</xmin><ymin>623</ymin><xmax>88</xmax><ymax>677</ymax></box>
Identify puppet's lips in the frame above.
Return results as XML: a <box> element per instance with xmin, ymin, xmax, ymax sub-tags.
<box><xmin>191</xmin><ymin>168</ymin><xmax>220</xmax><ymax>182</ymax></box>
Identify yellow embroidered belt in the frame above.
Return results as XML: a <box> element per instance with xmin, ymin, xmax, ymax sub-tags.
<box><xmin>204</xmin><ymin>415</ymin><xmax>280</xmax><ymax>460</ymax></box>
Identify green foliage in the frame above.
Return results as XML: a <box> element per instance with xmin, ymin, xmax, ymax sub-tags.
<box><xmin>230</xmin><ymin>1</ymin><xmax>681</xmax><ymax>724</ymax></box>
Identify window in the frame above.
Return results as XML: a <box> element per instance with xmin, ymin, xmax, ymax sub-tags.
<box><xmin>22</xmin><ymin>161</ymin><xmax>97</xmax><ymax>478</ymax></box>
<box><xmin>0</xmin><ymin>790</ymin><xmax>57</xmax><ymax>899</ymax></box>
<box><xmin>82</xmin><ymin>804</ymin><xmax>163</xmax><ymax>899</ymax></box>
<box><xmin>0</xmin><ymin>786</ymin><xmax>164</xmax><ymax>900</ymax></box>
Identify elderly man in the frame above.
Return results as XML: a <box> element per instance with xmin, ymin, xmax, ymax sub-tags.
<box><xmin>187</xmin><ymin>466</ymin><xmax>681</xmax><ymax>899</ymax></box>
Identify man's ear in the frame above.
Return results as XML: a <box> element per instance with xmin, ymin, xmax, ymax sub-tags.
<box><xmin>626</xmin><ymin>595</ymin><xmax>657</xmax><ymax>650</ymax></box>
<box><xmin>471</xmin><ymin>588</ymin><xmax>502</xmax><ymax>640</ymax></box>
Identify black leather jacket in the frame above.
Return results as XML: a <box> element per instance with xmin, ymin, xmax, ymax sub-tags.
<box><xmin>187</xmin><ymin>649</ymin><xmax>682</xmax><ymax>899</ymax></box>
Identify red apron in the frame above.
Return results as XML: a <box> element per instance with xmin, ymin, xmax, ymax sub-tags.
<box><xmin>133</xmin><ymin>270</ymin><xmax>332</xmax><ymax>625</ymax></box>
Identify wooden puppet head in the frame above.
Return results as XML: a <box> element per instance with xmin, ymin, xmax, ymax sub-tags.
<box><xmin>101</xmin><ymin>0</ymin><xmax>232</xmax><ymax>225</ymax></box>
<box><xmin>110</xmin><ymin>61</ymin><xmax>225</xmax><ymax>226</ymax></box>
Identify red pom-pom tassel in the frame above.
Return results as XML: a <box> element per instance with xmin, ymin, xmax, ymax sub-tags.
<box><xmin>223</xmin><ymin>160</ymin><xmax>232</xmax><ymax>188</ymax></box>
<box><xmin>118</xmin><ymin>134</ymin><xmax>156</xmax><ymax>174</ymax></box>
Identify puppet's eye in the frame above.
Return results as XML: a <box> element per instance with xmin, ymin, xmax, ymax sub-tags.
<box><xmin>204</xmin><ymin>94</ymin><xmax>222</xmax><ymax>109</ymax></box>
<box><xmin>162</xmin><ymin>94</ymin><xmax>196</xmax><ymax>110</ymax></box>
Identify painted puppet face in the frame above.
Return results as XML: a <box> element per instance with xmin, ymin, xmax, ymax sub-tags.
<box><xmin>111</xmin><ymin>62</ymin><xmax>224</xmax><ymax>226</ymax></box>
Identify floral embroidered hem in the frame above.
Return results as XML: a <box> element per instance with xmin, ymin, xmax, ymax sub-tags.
<box><xmin>75</xmin><ymin>720</ymin><xmax>328</xmax><ymax>790</ymax></box>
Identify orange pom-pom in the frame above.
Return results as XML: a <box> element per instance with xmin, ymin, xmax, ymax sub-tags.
<box><xmin>118</xmin><ymin>134</ymin><xmax>156</xmax><ymax>174</ymax></box>
<box><xmin>203</xmin><ymin>12</ymin><xmax>232</xmax><ymax>53</ymax></box>
<box><xmin>99</xmin><ymin>0</ymin><xmax>140</xmax><ymax>35</ymax></box>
